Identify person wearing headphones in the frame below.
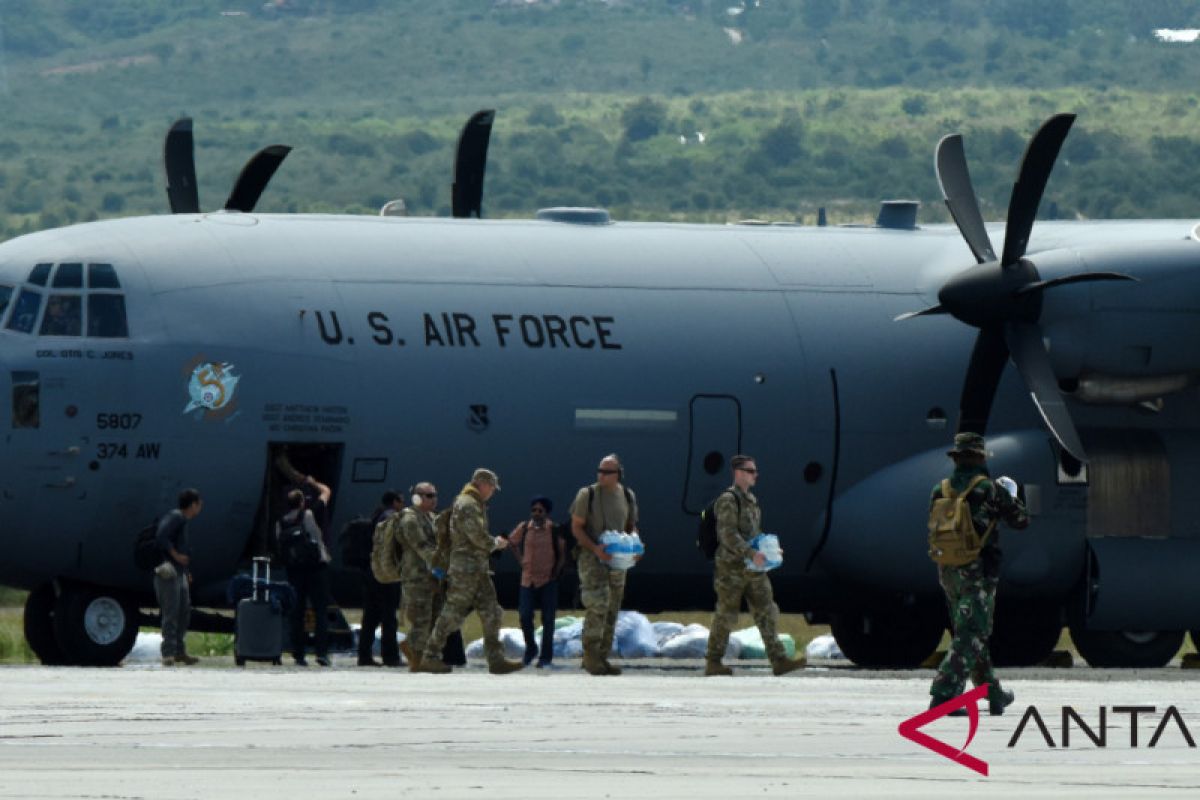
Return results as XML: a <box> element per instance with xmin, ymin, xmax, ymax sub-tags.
<box><xmin>396</xmin><ymin>482</ymin><xmax>440</xmax><ymax>672</ymax></box>
<box><xmin>570</xmin><ymin>454</ymin><xmax>639</xmax><ymax>676</ymax></box>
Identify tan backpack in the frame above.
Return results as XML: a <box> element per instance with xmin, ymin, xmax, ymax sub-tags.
<box><xmin>927</xmin><ymin>475</ymin><xmax>995</xmax><ymax>567</ymax></box>
<box><xmin>369</xmin><ymin>514</ymin><xmax>403</xmax><ymax>584</ymax></box>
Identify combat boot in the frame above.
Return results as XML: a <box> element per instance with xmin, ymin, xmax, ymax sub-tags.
<box><xmin>488</xmin><ymin>658</ymin><xmax>524</xmax><ymax>675</ymax></box>
<box><xmin>989</xmin><ymin>687</ymin><xmax>1015</xmax><ymax>716</ymax></box>
<box><xmin>930</xmin><ymin>697</ymin><xmax>967</xmax><ymax>717</ymax></box>
<box><xmin>603</xmin><ymin>660</ymin><xmax>623</xmax><ymax>676</ymax></box>
<box><xmin>399</xmin><ymin>640</ymin><xmax>414</xmax><ymax>666</ymax></box>
<box><xmin>771</xmin><ymin>655</ymin><xmax>806</xmax><ymax>676</ymax></box>
<box><xmin>407</xmin><ymin>654</ymin><xmax>423</xmax><ymax>673</ymax></box>
<box><xmin>705</xmin><ymin>659</ymin><xmax>733</xmax><ymax>677</ymax></box>
<box><xmin>414</xmin><ymin>657</ymin><xmax>451</xmax><ymax>674</ymax></box>
<box><xmin>582</xmin><ymin>653</ymin><xmax>609</xmax><ymax>676</ymax></box>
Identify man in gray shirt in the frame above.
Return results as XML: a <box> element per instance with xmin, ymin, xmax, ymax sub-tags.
<box><xmin>154</xmin><ymin>488</ymin><xmax>203</xmax><ymax>666</ymax></box>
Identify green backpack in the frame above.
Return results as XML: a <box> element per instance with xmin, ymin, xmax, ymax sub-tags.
<box><xmin>927</xmin><ymin>475</ymin><xmax>995</xmax><ymax>567</ymax></box>
<box><xmin>369</xmin><ymin>514</ymin><xmax>403</xmax><ymax>583</ymax></box>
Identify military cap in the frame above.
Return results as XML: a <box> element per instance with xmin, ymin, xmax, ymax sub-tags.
<box><xmin>472</xmin><ymin>467</ymin><xmax>501</xmax><ymax>490</ymax></box>
<box><xmin>947</xmin><ymin>432</ymin><xmax>988</xmax><ymax>458</ymax></box>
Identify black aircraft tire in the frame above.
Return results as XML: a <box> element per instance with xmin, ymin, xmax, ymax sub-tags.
<box><xmin>989</xmin><ymin>601</ymin><xmax>1062</xmax><ymax>667</ymax></box>
<box><xmin>23</xmin><ymin>583</ymin><xmax>69</xmax><ymax>665</ymax></box>
<box><xmin>52</xmin><ymin>584</ymin><xmax>139</xmax><ymax>667</ymax></box>
<box><xmin>1070</xmin><ymin>626</ymin><xmax>1184</xmax><ymax>668</ymax></box>
<box><xmin>830</xmin><ymin>608</ymin><xmax>945</xmax><ymax>668</ymax></box>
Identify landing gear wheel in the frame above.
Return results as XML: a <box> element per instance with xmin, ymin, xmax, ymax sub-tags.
<box><xmin>830</xmin><ymin>605</ymin><xmax>945</xmax><ymax>668</ymax></box>
<box><xmin>52</xmin><ymin>583</ymin><xmax>139</xmax><ymax>667</ymax></box>
<box><xmin>23</xmin><ymin>583</ymin><xmax>68</xmax><ymax>665</ymax></box>
<box><xmin>1070</xmin><ymin>626</ymin><xmax>1184</xmax><ymax>668</ymax></box>
<box><xmin>990</xmin><ymin>601</ymin><xmax>1062</xmax><ymax>667</ymax></box>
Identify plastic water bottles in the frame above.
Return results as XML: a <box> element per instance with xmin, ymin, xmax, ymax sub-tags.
<box><xmin>600</xmin><ymin>530</ymin><xmax>645</xmax><ymax>570</ymax></box>
<box><xmin>745</xmin><ymin>533</ymin><xmax>783</xmax><ymax>572</ymax></box>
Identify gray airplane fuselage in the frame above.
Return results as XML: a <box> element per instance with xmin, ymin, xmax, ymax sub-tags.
<box><xmin>2</xmin><ymin>212</ymin><xmax>1200</xmax><ymax>625</ymax></box>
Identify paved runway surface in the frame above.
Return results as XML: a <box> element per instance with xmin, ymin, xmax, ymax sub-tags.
<box><xmin>2</xmin><ymin>659</ymin><xmax>1199</xmax><ymax>798</ymax></box>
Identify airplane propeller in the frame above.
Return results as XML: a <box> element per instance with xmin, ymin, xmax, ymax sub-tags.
<box><xmin>897</xmin><ymin>114</ymin><xmax>1136</xmax><ymax>462</ymax></box>
<box><xmin>451</xmin><ymin>109</ymin><xmax>495</xmax><ymax>218</ymax></box>
<box><xmin>163</xmin><ymin>118</ymin><xmax>292</xmax><ymax>214</ymax></box>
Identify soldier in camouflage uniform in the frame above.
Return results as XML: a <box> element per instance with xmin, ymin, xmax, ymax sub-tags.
<box><xmin>415</xmin><ymin>469</ymin><xmax>523</xmax><ymax>675</ymax></box>
<box><xmin>928</xmin><ymin>432</ymin><xmax>1029</xmax><ymax>715</ymax></box>
<box><xmin>705</xmin><ymin>455</ymin><xmax>806</xmax><ymax>677</ymax></box>
<box><xmin>396</xmin><ymin>482</ymin><xmax>440</xmax><ymax>672</ymax></box>
<box><xmin>570</xmin><ymin>454</ymin><xmax>639</xmax><ymax>676</ymax></box>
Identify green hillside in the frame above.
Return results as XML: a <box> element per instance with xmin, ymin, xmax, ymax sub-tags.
<box><xmin>2</xmin><ymin>1</ymin><xmax>1200</xmax><ymax>238</ymax></box>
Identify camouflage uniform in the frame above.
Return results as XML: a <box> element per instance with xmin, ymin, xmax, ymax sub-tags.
<box><xmin>397</xmin><ymin>507</ymin><xmax>439</xmax><ymax>662</ymax></box>
<box><xmin>929</xmin><ymin>455</ymin><xmax>1029</xmax><ymax>705</ymax></box>
<box><xmin>422</xmin><ymin>485</ymin><xmax>508</xmax><ymax>667</ymax></box>
<box><xmin>705</xmin><ymin>485</ymin><xmax>788</xmax><ymax>664</ymax></box>
<box><xmin>571</xmin><ymin>483</ymin><xmax>638</xmax><ymax>667</ymax></box>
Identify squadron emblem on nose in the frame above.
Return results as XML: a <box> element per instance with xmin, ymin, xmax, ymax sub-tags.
<box><xmin>184</xmin><ymin>362</ymin><xmax>241</xmax><ymax>415</ymax></box>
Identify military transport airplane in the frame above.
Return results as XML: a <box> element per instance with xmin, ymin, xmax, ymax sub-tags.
<box><xmin>1</xmin><ymin>111</ymin><xmax>1198</xmax><ymax>668</ymax></box>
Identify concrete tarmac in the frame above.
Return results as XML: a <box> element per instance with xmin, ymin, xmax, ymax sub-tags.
<box><xmin>2</xmin><ymin>659</ymin><xmax>1199</xmax><ymax>799</ymax></box>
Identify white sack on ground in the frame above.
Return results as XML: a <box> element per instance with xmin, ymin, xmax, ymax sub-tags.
<box><xmin>805</xmin><ymin>633</ymin><xmax>845</xmax><ymax>660</ymax></box>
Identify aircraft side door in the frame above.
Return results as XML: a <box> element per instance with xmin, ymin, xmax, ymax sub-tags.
<box><xmin>682</xmin><ymin>394</ymin><xmax>742</xmax><ymax>514</ymax></box>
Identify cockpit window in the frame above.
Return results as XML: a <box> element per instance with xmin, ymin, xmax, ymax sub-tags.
<box><xmin>0</xmin><ymin>286</ymin><xmax>12</xmax><ymax>324</ymax></box>
<box><xmin>52</xmin><ymin>262</ymin><xmax>83</xmax><ymax>289</ymax></box>
<box><xmin>28</xmin><ymin>263</ymin><xmax>51</xmax><ymax>286</ymax></box>
<box><xmin>6</xmin><ymin>289</ymin><xmax>42</xmax><ymax>334</ymax></box>
<box><xmin>87</xmin><ymin>294</ymin><xmax>128</xmax><ymax>338</ymax></box>
<box><xmin>87</xmin><ymin>263</ymin><xmax>120</xmax><ymax>289</ymax></box>
<box><xmin>40</xmin><ymin>295</ymin><xmax>82</xmax><ymax>337</ymax></box>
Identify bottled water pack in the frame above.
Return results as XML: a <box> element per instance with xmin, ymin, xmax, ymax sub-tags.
<box><xmin>745</xmin><ymin>533</ymin><xmax>783</xmax><ymax>572</ymax></box>
<box><xmin>600</xmin><ymin>530</ymin><xmax>645</xmax><ymax>570</ymax></box>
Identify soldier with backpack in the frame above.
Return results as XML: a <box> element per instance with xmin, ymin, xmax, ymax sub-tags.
<box><xmin>415</xmin><ymin>469</ymin><xmax>523</xmax><ymax>675</ymax></box>
<box><xmin>927</xmin><ymin>432</ymin><xmax>1029</xmax><ymax>715</ymax></box>
<box><xmin>356</xmin><ymin>490</ymin><xmax>403</xmax><ymax>667</ymax></box>
<box><xmin>396</xmin><ymin>482</ymin><xmax>442</xmax><ymax>672</ymax></box>
<box><xmin>702</xmin><ymin>455</ymin><xmax>805</xmax><ymax>677</ymax></box>
<box><xmin>570</xmin><ymin>454</ymin><xmax>639</xmax><ymax>676</ymax></box>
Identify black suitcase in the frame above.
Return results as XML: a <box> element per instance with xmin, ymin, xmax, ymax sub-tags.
<box><xmin>235</xmin><ymin>557</ymin><xmax>284</xmax><ymax>666</ymax></box>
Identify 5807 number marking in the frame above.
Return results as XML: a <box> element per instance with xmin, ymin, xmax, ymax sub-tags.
<box><xmin>96</xmin><ymin>413</ymin><xmax>142</xmax><ymax>430</ymax></box>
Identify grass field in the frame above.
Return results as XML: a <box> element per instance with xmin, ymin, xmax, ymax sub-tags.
<box><xmin>2</xmin><ymin>595</ymin><xmax>1193</xmax><ymax>666</ymax></box>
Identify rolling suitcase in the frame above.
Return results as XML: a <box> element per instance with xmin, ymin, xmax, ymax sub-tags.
<box><xmin>235</xmin><ymin>557</ymin><xmax>284</xmax><ymax>666</ymax></box>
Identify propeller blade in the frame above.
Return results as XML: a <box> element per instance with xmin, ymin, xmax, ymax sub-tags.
<box><xmin>935</xmin><ymin>133</ymin><xmax>996</xmax><ymax>264</ymax></box>
<box><xmin>1015</xmin><ymin>271</ymin><xmax>1137</xmax><ymax>296</ymax></box>
<box><xmin>223</xmin><ymin>145</ymin><xmax>292</xmax><ymax>213</ymax></box>
<box><xmin>1000</xmin><ymin>113</ymin><xmax>1076</xmax><ymax>268</ymax></box>
<box><xmin>164</xmin><ymin>118</ymin><xmax>200</xmax><ymax>214</ymax></box>
<box><xmin>451</xmin><ymin>109</ymin><xmax>495</xmax><ymax>219</ymax></box>
<box><xmin>1005</xmin><ymin>320</ymin><xmax>1087</xmax><ymax>462</ymax></box>
<box><xmin>894</xmin><ymin>304</ymin><xmax>947</xmax><ymax>322</ymax></box>
<box><xmin>957</xmin><ymin>326</ymin><xmax>1010</xmax><ymax>436</ymax></box>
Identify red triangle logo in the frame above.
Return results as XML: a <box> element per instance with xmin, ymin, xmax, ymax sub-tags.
<box><xmin>897</xmin><ymin>683</ymin><xmax>991</xmax><ymax>776</ymax></box>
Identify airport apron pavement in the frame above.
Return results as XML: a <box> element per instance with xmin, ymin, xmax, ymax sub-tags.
<box><xmin>1</xmin><ymin>662</ymin><xmax>1198</xmax><ymax>798</ymax></box>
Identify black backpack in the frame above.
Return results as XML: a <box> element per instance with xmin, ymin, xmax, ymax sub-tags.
<box><xmin>277</xmin><ymin>511</ymin><xmax>322</xmax><ymax>569</ymax></box>
<box><xmin>339</xmin><ymin>516</ymin><xmax>375</xmax><ymax>570</ymax></box>
<box><xmin>697</xmin><ymin>491</ymin><xmax>740</xmax><ymax>560</ymax></box>
<box><xmin>132</xmin><ymin>519</ymin><xmax>162</xmax><ymax>571</ymax></box>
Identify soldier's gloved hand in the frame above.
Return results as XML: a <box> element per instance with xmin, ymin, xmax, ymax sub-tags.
<box><xmin>431</xmin><ymin>567</ymin><xmax>446</xmax><ymax>581</ymax></box>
